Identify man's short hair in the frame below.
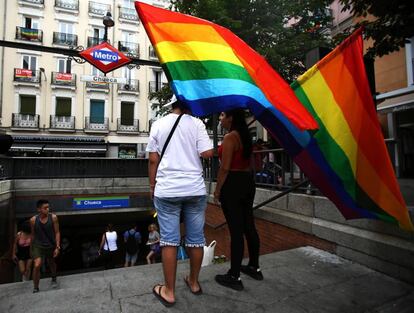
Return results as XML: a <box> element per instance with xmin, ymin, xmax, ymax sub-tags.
<box><xmin>36</xmin><ymin>199</ymin><xmax>49</xmax><ymax>208</ymax></box>
<box><xmin>171</xmin><ymin>100</ymin><xmax>187</xmax><ymax>111</ymax></box>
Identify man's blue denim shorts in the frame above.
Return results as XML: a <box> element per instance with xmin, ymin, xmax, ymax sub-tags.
<box><xmin>154</xmin><ymin>195</ymin><xmax>207</xmax><ymax>248</ymax></box>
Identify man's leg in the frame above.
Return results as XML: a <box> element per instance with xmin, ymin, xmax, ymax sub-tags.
<box><xmin>161</xmin><ymin>246</ymin><xmax>177</xmax><ymax>302</ymax></box>
<box><xmin>186</xmin><ymin>247</ymin><xmax>203</xmax><ymax>291</ymax></box>
<box><xmin>32</xmin><ymin>257</ymin><xmax>42</xmax><ymax>290</ymax></box>
<box><xmin>48</xmin><ymin>257</ymin><xmax>57</xmax><ymax>279</ymax></box>
<box><xmin>183</xmin><ymin>196</ymin><xmax>207</xmax><ymax>292</ymax></box>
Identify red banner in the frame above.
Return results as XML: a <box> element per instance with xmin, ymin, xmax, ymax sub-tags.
<box><xmin>15</xmin><ymin>69</ymin><xmax>32</xmax><ymax>78</ymax></box>
<box><xmin>56</xmin><ymin>73</ymin><xmax>73</xmax><ymax>81</ymax></box>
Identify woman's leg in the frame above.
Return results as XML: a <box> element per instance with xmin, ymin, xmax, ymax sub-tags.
<box><xmin>221</xmin><ymin>187</ymin><xmax>244</xmax><ymax>278</ymax></box>
<box><xmin>18</xmin><ymin>260</ymin><xmax>26</xmax><ymax>279</ymax></box>
<box><xmin>243</xmin><ymin>179</ymin><xmax>260</xmax><ymax>268</ymax></box>
<box><xmin>24</xmin><ymin>259</ymin><xmax>33</xmax><ymax>280</ymax></box>
<box><xmin>146</xmin><ymin>251</ymin><xmax>154</xmax><ymax>264</ymax></box>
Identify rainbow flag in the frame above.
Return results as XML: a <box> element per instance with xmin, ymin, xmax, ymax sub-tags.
<box><xmin>135</xmin><ymin>2</ymin><xmax>318</xmax><ymax>131</ymax></box>
<box><xmin>286</xmin><ymin>29</ymin><xmax>412</xmax><ymax>230</ymax></box>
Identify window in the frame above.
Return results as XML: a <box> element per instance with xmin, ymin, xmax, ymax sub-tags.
<box><xmin>20</xmin><ymin>95</ymin><xmax>36</xmax><ymax>115</ymax></box>
<box><xmin>90</xmin><ymin>100</ymin><xmax>104</xmax><ymax>123</ymax></box>
<box><xmin>57</xmin><ymin>58</ymin><xmax>71</xmax><ymax>73</ymax></box>
<box><xmin>22</xmin><ymin>55</ymin><xmax>37</xmax><ymax>70</ymax></box>
<box><xmin>93</xmin><ymin>28</ymin><xmax>104</xmax><ymax>39</ymax></box>
<box><xmin>123</xmin><ymin>67</ymin><xmax>133</xmax><ymax>80</ymax></box>
<box><xmin>153</xmin><ymin>70</ymin><xmax>162</xmax><ymax>91</ymax></box>
<box><xmin>24</xmin><ymin>17</ymin><xmax>39</xmax><ymax>29</ymax></box>
<box><xmin>91</xmin><ymin>66</ymin><xmax>103</xmax><ymax>77</ymax></box>
<box><xmin>56</xmin><ymin>98</ymin><xmax>71</xmax><ymax>116</ymax></box>
<box><xmin>59</xmin><ymin>22</ymin><xmax>73</xmax><ymax>34</ymax></box>
<box><xmin>121</xmin><ymin>102</ymin><xmax>134</xmax><ymax>125</ymax></box>
<box><xmin>123</xmin><ymin>0</ymin><xmax>134</xmax><ymax>9</ymax></box>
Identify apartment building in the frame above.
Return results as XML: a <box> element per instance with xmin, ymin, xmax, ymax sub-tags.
<box><xmin>330</xmin><ymin>1</ymin><xmax>414</xmax><ymax>178</ymax></box>
<box><xmin>0</xmin><ymin>0</ymin><xmax>169</xmax><ymax>158</ymax></box>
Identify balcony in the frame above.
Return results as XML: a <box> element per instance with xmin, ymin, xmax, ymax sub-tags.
<box><xmin>148</xmin><ymin>81</ymin><xmax>167</xmax><ymax>94</ymax></box>
<box><xmin>18</xmin><ymin>0</ymin><xmax>44</xmax><ymax>4</ymax></box>
<box><xmin>55</xmin><ymin>0</ymin><xmax>79</xmax><ymax>11</ymax></box>
<box><xmin>119</xmin><ymin>7</ymin><xmax>139</xmax><ymax>22</ymax></box>
<box><xmin>149</xmin><ymin>46</ymin><xmax>158</xmax><ymax>59</ymax></box>
<box><xmin>86</xmin><ymin>80</ymin><xmax>109</xmax><ymax>90</ymax></box>
<box><xmin>50</xmin><ymin>115</ymin><xmax>75</xmax><ymax>130</ymax></box>
<box><xmin>14</xmin><ymin>68</ymin><xmax>41</xmax><ymax>84</ymax></box>
<box><xmin>88</xmin><ymin>1</ymin><xmax>111</xmax><ymax>16</ymax></box>
<box><xmin>51</xmin><ymin>72</ymin><xmax>76</xmax><ymax>87</ymax></box>
<box><xmin>53</xmin><ymin>32</ymin><xmax>78</xmax><ymax>46</ymax></box>
<box><xmin>87</xmin><ymin>36</ymin><xmax>104</xmax><ymax>47</ymax></box>
<box><xmin>85</xmin><ymin>117</ymin><xmax>109</xmax><ymax>132</ymax></box>
<box><xmin>12</xmin><ymin>113</ymin><xmax>39</xmax><ymax>129</ymax></box>
<box><xmin>118</xmin><ymin>79</ymin><xmax>139</xmax><ymax>93</ymax></box>
<box><xmin>16</xmin><ymin>26</ymin><xmax>42</xmax><ymax>42</ymax></box>
<box><xmin>117</xmin><ymin>118</ymin><xmax>139</xmax><ymax>133</ymax></box>
<box><xmin>118</xmin><ymin>41</ymin><xmax>139</xmax><ymax>57</ymax></box>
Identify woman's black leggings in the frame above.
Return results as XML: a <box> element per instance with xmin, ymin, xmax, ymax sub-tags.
<box><xmin>220</xmin><ymin>171</ymin><xmax>260</xmax><ymax>278</ymax></box>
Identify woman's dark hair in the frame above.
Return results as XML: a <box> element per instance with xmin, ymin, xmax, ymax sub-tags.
<box><xmin>225</xmin><ymin>109</ymin><xmax>253</xmax><ymax>159</ymax></box>
<box><xmin>19</xmin><ymin>220</ymin><xmax>31</xmax><ymax>234</ymax></box>
<box><xmin>106</xmin><ymin>223</ymin><xmax>113</xmax><ymax>232</ymax></box>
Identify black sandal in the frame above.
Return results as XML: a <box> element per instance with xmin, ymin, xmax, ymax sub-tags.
<box><xmin>152</xmin><ymin>284</ymin><xmax>176</xmax><ymax>307</ymax></box>
<box><xmin>184</xmin><ymin>277</ymin><xmax>203</xmax><ymax>295</ymax></box>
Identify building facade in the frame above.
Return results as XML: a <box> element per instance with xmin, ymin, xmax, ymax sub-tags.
<box><xmin>0</xmin><ymin>0</ymin><xmax>169</xmax><ymax>158</ymax></box>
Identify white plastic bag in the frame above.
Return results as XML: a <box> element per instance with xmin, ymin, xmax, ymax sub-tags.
<box><xmin>201</xmin><ymin>240</ymin><xmax>216</xmax><ymax>267</ymax></box>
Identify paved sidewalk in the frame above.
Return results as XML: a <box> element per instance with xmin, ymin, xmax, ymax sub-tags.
<box><xmin>0</xmin><ymin>247</ymin><xmax>413</xmax><ymax>313</ymax></box>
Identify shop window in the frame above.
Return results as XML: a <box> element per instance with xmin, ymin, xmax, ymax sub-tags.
<box><xmin>118</xmin><ymin>144</ymin><xmax>137</xmax><ymax>159</ymax></box>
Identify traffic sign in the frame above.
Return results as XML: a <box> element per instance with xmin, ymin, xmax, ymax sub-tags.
<box><xmin>80</xmin><ymin>41</ymin><xmax>131</xmax><ymax>74</ymax></box>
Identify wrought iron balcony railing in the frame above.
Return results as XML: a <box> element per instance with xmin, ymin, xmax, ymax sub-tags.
<box><xmin>51</xmin><ymin>72</ymin><xmax>76</xmax><ymax>86</ymax></box>
<box><xmin>53</xmin><ymin>32</ymin><xmax>78</xmax><ymax>46</ymax></box>
<box><xmin>85</xmin><ymin>117</ymin><xmax>109</xmax><ymax>132</ymax></box>
<box><xmin>50</xmin><ymin>115</ymin><xmax>75</xmax><ymax>130</ymax></box>
<box><xmin>148</xmin><ymin>81</ymin><xmax>167</xmax><ymax>94</ymax></box>
<box><xmin>12</xmin><ymin>113</ymin><xmax>39</xmax><ymax>128</ymax></box>
<box><xmin>85</xmin><ymin>80</ymin><xmax>109</xmax><ymax>89</ymax></box>
<box><xmin>118</xmin><ymin>41</ymin><xmax>139</xmax><ymax>57</ymax></box>
<box><xmin>14</xmin><ymin>68</ymin><xmax>41</xmax><ymax>84</ymax></box>
<box><xmin>16</xmin><ymin>26</ymin><xmax>43</xmax><ymax>42</ymax></box>
<box><xmin>20</xmin><ymin>0</ymin><xmax>44</xmax><ymax>4</ymax></box>
<box><xmin>119</xmin><ymin>7</ymin><xmax>139</xmax><ymax>21</ymax></box>
<box><xmin>87</xmin><ymin>36</ymin><xmax>104</xmax><ymax>47</ymax></box>
<box><xmin>88</xmin><ymin>1</ymin><xmax>111</xmax><ymax>15</ymax></box>
<box><xmin>118</xmin><ymin>79</ymin><xmax>139</xmax><ymax>92</ymax></box>
<box><xmin>117</xmin><ymin>118</ymin><xmax>139</xmax><ymax>132</ymax></box>
<box><xmin>55</xmin><ymin>0</ymin><xmax>79</xmax><ymax>10</ymax></box>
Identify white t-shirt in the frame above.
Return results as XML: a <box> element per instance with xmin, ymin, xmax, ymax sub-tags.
<box><xmin>146</xmin><ymin>113</ymin><xmax>213</xmax><ymax>197</ymax></box>
<box><xmin>103</xmin><ymin>231</ymin><xmax>117</xmax><ymax>251</ymax></box>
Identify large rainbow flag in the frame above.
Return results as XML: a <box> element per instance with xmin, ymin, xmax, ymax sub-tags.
<box><xmin>287</xmin><ymin>29</ymin><xmax>412</xmax><ymax>231</ymax></box>
<box><xmin>135</xmin><ymin>2</ymin><xmax>318</xmax><ymax>131</ymax></box>
<box><xmin>136</xmin><ymin>3</ymin><xmax>413</xmax><ymax>230</ymax></box>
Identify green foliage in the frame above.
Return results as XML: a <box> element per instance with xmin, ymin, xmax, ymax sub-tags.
<box><xmin>339</xmin><ymin>0</ymin><xmax>414</xmax><ymax>58</ymax></box>
<box><xmin>148</xmin><ymin>85</ymin><xmax>173</xmax><ymax>117</ymax></box>
<box><xmin>171</xmin><ymin>0</ymin><xmax>332</xmax><ymax>82</ymax></box>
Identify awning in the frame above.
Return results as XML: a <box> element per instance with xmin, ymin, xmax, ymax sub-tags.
<box><xmin>43</xmin><ymin>144</ymin><xmax>107</xmax><ymax>153</ymax></box>
<box><xmin>377</xmin><ymin>92</ymin><xmax>414</xmax><ymax>113</ymax></box>
<box><xmin>10</xmin><ymin>143</ymin><xmax>44</xmax><ymax>151</ymax></box>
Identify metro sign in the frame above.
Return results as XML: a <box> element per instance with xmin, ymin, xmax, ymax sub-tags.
<box><xmin>80</xmin><ymin>41</ymin><xmax>131</xmax><ymax>74</ymax></box>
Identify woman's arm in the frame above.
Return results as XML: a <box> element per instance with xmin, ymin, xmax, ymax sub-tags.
<box><xmin>214</xmin><ymin>133</ymin><xmax>236</xmax><ymax>203</ymax></box>
<box><xmin>99</xmin><ymin>233</ymin><xmax>105</xmax><ymax>254</ymax></box>
<box><xmin>12</xmin><ymin>232</ymin><xmax>19</xmax><ymax>261</ymax></box>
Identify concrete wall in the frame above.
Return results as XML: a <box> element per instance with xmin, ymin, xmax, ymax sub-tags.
<box><xmin>208</xmin><ymin>183</ymin><xmax>414</xmax><ymax>284</ymax></box>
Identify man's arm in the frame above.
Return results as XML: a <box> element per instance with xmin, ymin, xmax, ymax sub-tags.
<box><xmin>52</xmin><ymin>214</ymin><xmax>61</xmax><ymax>257</ymax></box>
<box><xmin>148</xmin><ymin>152</ymin><xmax>160</xmax><ymax>198</ymax></box>
<box><xmin>200</xmin><ymin>149</ymin><xmax>214</xmax><ymax>159</ymax></box>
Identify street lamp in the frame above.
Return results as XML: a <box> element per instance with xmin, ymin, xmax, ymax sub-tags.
<box><xmin>102</xmin><ymin>12</ymin><xmax>114</xmax><ymax>42</ymax></box>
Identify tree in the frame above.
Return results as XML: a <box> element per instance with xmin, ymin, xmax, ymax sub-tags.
<box><xmin>170</xmin><ymin>0</ymin><xmax>332</xmax><ymax>82</ymax></box>
<box><xmin>339</xmin><ymin>0</ymin><xmax>414</xmax><ymax>59</ymax></box>
<box><xmin>148</xmin><ymin>85</ymin><xmax>173</xmax><ymax>118</ymax></box>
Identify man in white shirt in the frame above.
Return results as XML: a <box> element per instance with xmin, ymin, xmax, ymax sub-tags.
<box><xmin>146</xmin><ymin>98</ymin><xmax>213</xmax><ymax>307</ymax></box>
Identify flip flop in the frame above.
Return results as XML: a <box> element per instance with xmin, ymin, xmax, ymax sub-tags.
<box><xmin>152</xmin><ymin>284</ymin><xmax>176</xmax><ymax>307</ymax></box>
<box><xmin>184</xmin><ymin>277</ymin><xmax>203</xmax><ymax>295</ymax></box>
